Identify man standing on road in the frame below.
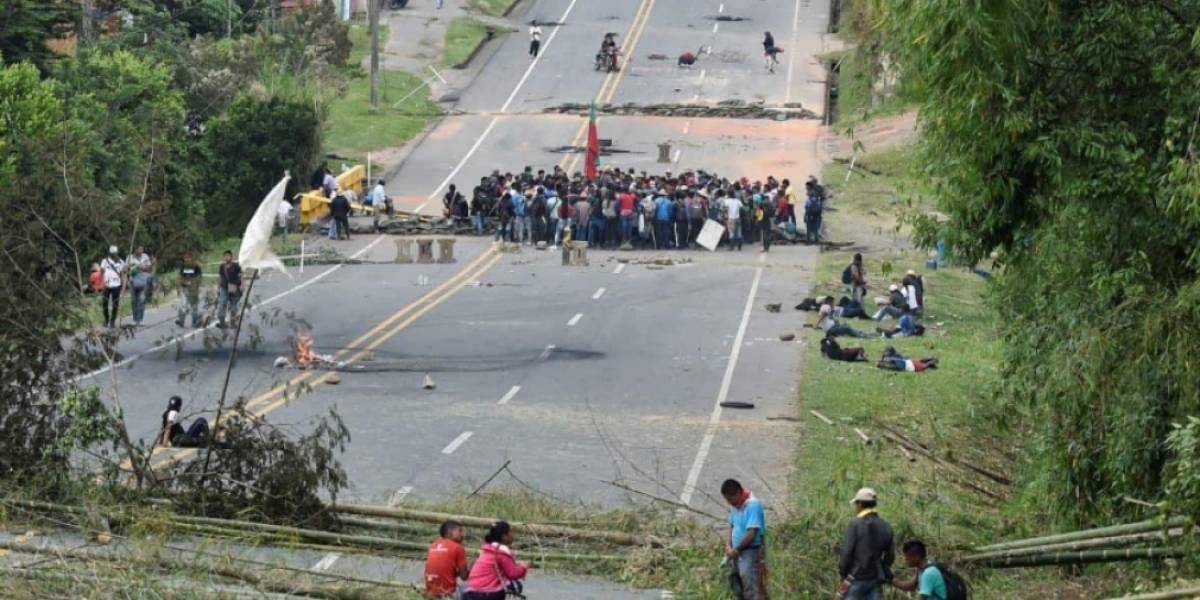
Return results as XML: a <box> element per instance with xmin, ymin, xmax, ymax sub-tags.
<box><xmin>838</xmin><ymin>487</ymin><xmax>895</xmax><ymax>600</ymax></box>
<box><xmin>575</xmin><ymin>194</ymin><xmax>593</xmax><ymax>243</ymax></box>
<box><xmin>216</xmin><ymin>250</ymin><xmax>243</xmax><ymax>329</ymax></box>
<box><xmin>126</xmin><ymin>244</ymin><xmax>154</xmax><ymax>326</ymax></box>
<box><xmin>723</xmin><ymin>193</ymin><xmax>743</xmax><ymax>251</ymax></box>
<box><xmin>99</xmin><ymin>246</ymin><xmax>125</xmax><ymax>329</ymax></box>
<box><xmin>425</xmin><ymin>520</ymin><xmax>469</xmax><ymax>599</ymax></box>
<box><xmin>804</xmin><ymin>181</ymin><xmax>823</xmax><ymax>244</ymax></box>
<box><xmin>850</xmin><ymin>253</ymin><xmax>867</xmax><ymax>305</ymax></box>
<box><xmin>331</xmin><ymin>187</ymin><xmax>352</xmax><ymax>241</ymax></box>
<box><xmin>529</xmin><ymin>20</ymin><xmax>542</xmax><ymax>58</ymax></box>
<box><xmin>176</xmin><ymin>252</ymin><xmax>203</xmax><ymax>329</ymax></box>
<box><xmin>722</xmin><ymin>479</ymin><xmax>768</xmax><ymax>600</ymax></box>
<box><xmin>653</xmin><ymin>189</ymin><xmax>672</xmax><ymax>249</ymax></box>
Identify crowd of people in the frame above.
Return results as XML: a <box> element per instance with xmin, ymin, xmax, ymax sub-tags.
<box><xmin>432</xmin><ymin>165</ymin><xmax>829</xmax><ymax>252</ymax></box>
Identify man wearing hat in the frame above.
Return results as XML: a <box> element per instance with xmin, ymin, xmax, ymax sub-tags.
<box><xmin>902</xmin><ymin>269</ymin><xmax>924</xmax><ymax>314</ymax></box>
<box><xmin>99</xmin><ymin>246</ymin><xmax>126</xmax><ymax>329</ymax></box>
<box><xmin>838</xmin><ymin>487</ymin><xmax>895</xmax><ymax>600</ymax></box>
<box><xmin>873</xmin><ymin>284</ymin><xmax>908</xmax><ymax>321</ymax></box>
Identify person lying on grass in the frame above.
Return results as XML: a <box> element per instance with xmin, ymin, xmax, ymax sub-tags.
<box><xmin>876</xmin><ymin>346</ymin><xmax>939</xmax><ymax>372</ymax></box>
<box><xmin>879</xmin><ymin>306</ymin><xmax>925</xmax><ymax>339</ymax></box>
<box><xmin>821</xmin><ymin>334</ymin><xmax>868</xmax><ymax>362</ymax></box>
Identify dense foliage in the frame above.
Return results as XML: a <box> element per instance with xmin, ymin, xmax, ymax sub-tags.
<box><xmin>0</xmin><ymin>1</ymin><xmax>352</xmax><ymax>514</ymax></box>
<box><xmin>886</xmin><ymin>0</ymin><xmax>1200</xmax><ymax>527</ymax></box>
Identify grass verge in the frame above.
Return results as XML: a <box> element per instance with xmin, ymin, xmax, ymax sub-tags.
<box><xmin>445</xmin><ymin>18</ymin><xmax>491</xmax><ymax>68</ymax></box>
<box><xmin>762</xmin><ymin>148</ymin><xmax>1123</xmax><ymax>599</ymax></box>
<box><xmin>467</xmin><ymin>0</ymin><xmax>519</xmax><ymax>17</ymax></box>
<box><xmin>324</xmin><ymin>25</ymin><xmax>444</xmax><ymax>161</ymax></box>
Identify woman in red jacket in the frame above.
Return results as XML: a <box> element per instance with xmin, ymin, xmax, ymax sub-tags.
<box><xmin>465</xmin><ymin>521</ymin><xmax>530</xmax><ymax>600</ymax></box>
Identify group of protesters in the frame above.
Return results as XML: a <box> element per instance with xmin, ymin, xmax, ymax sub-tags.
<box><xmin>438</xmin><ymin>165</ymin><xmax>829</xmax><ymax>251</ymax></box>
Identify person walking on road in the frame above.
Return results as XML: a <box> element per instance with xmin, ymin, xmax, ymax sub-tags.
<box><xmin>176</xmin><ymin>252</ymin><xmax>203</xmax><ymax>329</ymax></box>
<box><xmin>216</xmin><ymin>250</ymin><xmax>243</xmax><ymax>329</ymax></box>
<box><xmin>99</xmin><ymin>246</ymin><xmax>125</xmax><ymax>329</ymax></box>
<box><xmin>529</xmin><ymin>20</ymin><xmax>543</xmax><ymax>58</ymax></box>
<box><xmin>126</xmin><ymin>244</ymin><xmax>154</xmax><ymax>326</ymax></box>
<box><xmin>330</xmin><ymin>187</ymin><xmax>352</xmax><ymax>241</ymax></box>
<box><xmin>762</xmin><ymin>31</ymin><xmax>780</xmax><ymax>74</ymax></box>
<box><xmin>837</xmin><ymin>487</ymin><xmax>896</xmax><ymax>600</ymax></box>
<box><xmin>723</xmin><ymin>479</ymin><xmax>768</xmax><ymax>600</ymax></box>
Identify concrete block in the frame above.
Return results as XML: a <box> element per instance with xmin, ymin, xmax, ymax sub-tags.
<box><xmin>436</xmin><ymin>238</ymin><xmax>457</xmax><ymax>264</ymax></box>
<box><xmin>416</xmin><ymin>239</ymin><xmax>435</xmax><ymax>264</ymax></box>
<box><xmin>393</xmin><ymin>238</ymin><xmax>414</xmax><ymax>263</ymax></box>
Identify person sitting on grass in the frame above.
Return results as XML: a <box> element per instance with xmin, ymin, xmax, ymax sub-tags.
<box><xmin>807</xmin><ymin>296</ymin><xmax>876</xmax><ymax>338</ymax></box>
<box><xmin>876</xmin><ymin>346</ymin><xmax>939</xmax><ymax>372</ymax></box>
<box><xmin>821</xmin><ymin>334</ymin><xmax>868</xmax><ymax>362</ymax></box>
<box><xmin>879</xmin><ymin>306</ymin><xmax>925</xmax><ymax>339</ymax></box>
<box><xmin>872</xmin><ymin>284</ymin><xmax>909</xmax><ymax>321</ymax></box>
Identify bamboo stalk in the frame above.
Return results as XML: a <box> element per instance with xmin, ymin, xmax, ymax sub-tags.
<box><xmin>854</xmin><ymin>428</ymin><xmax>873</xmax><ymax>445</ymax></box>
<box><xmin>875</xmin><ymin>422</ymin><xmax>1012</xmax><ymax>485</ymax></box>
<box><xmin>965</xmin><ymin>529</ymin><xmax>1183</xmax><ymax>562</ymax></box>
<box><xmin>973</xmin><ymin>516</ymin><xmax>1190</xmax><ymax>553</ymax></box>
<box><xmin>977</xmin><ymin>546</ymin><xmax>1181</xmax><ymax>568</ymax></box>
<box><xmin>896</xmin><ymin>444</ymin><xmax>915</xmax><ymax>462</ymax></box>
<box><xmin>810</xmin><ymin>410</ymin><xmax>835</xmax><ymax>425</ymax></box>
<box><xmin>1102</xmin><ymin>586</ymin><xmax>1200</xmax><ymax>600</ymax></box>
<box><xmin>169</xmin><ymin>521</ymin><xmax>628</xmax><ymax>563</ymax></box>
<box><xmin>338</xmin><ymin>515</ymin><xmax>431</xmax><ymax>536</ymax></box>
<box><xmin>330</xmin><ymin>503</ymin><xmax>660</xmax><ymax>547</ymax></box>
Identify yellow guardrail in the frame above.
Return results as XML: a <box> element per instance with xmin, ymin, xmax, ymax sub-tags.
<box><xmin>297</xmin><ymin>165</ymin><xmax>375</xmax><ymax>228</ymax></box>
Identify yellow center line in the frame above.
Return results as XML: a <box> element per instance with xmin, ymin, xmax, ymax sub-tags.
<box><xmin>556</xmin><ymin>0</ymin><xmax>657</xmax><ymax>174</ymax></box>
<box><xmin>157</xmin><ymin>252</ymin><xmax>506</xmax><ymax>468</ymax></box>
<box><xmin>130</xmin><ymin>246</ymin><xmax>497</xmax><ymax>471</ymax></box>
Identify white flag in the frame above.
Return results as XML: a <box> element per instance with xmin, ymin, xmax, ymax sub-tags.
<box><xmin>239</xmin><ymin>175</ymin><xmax>291</xmax><ymax>275</ymax></box>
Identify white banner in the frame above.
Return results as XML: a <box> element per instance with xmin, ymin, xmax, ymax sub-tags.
<box><xmin>239</xmin><ymin>175</ymin><xmax>291</xmax><ymax>275</ymax></box>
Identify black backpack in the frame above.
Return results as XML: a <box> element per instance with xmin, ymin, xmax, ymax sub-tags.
<box><xmin>928</xmin><ymin>565</ymin><xmax>969</xmax><ymax>600</ymax></box>
<box><xmin>842</xmin><ymin>264</ymin><xmax>854</xmax><ymax>285</ymax></box>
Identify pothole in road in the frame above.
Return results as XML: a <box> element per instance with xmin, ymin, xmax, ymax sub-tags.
<box><xmin>706</xmin><ymin>15</ymin><xmax>750</xmax><ymax>21</ymax></box>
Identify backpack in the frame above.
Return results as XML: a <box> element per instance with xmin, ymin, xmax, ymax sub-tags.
<box><xmin>841</xmin><ymin>264</ymin><xmax>853</xmax><ymax>285</ymax></box>
<box><xmin>928</xmin><ymin>565</ymin><xmax>969</xmax><ymax>600</ymax></box>
<box><xmin>805</xmin><ymin>195</ymin><xmax>822</xmax><ymax>215</ymax></box>
<box><xmin>88</xmin><ymin>270</ymin><xmax>104</xmax><ymax>293</ymax></box>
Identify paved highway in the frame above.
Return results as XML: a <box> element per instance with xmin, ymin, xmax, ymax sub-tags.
<box><xmin>86</xmin><ymin>0</ymin><xmax>834</xmax><ymax>521</ymax></box>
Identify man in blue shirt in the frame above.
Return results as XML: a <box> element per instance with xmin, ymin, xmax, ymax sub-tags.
<box><xmin>891</xmin><ymin>540</ymin><xmax>947</xmax><ymax>600</ymax></box>
<box><xmin>722</xmin><ymin>479</ymin><xmax>767</xmax><ymax>600</ymax></box>
<box><xmin>653</xmin><ymin>190</ymin><xmax>673</xmax><ymax>249</ymax></box>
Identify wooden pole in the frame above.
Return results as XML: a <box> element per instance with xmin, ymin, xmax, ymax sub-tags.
<box><xmin>973</xmin><ymin>516</ymin><xmax>1190</xmax><ymax>553</ymax></box>
<box><xmin>331</xmin><ymin>502</ymin><xmax>661</xmax><ymax>547</ymax></box>
<box><xmin>965</xmin><ymin>529</ymin><xmax>1182</xmax><ymax>563</ymax></box>
<box><xmin>369</xmin><ymin>0</ymin><xmax>380</xmax><ymax>112</ymax></box>
<box><xmin>1102</xmin><ymin>586</ymin><xmax>1200</xmax><ymax>600</ymax></box>
<box><xmin>810</xmin><ymin>410</ymin><xmax>834</xmax><ymax>425</ymax></box>
<box><xmin>976</xmin><ymin>546</ymin><xmax>1181</xmax><ymax>569</ymax></box>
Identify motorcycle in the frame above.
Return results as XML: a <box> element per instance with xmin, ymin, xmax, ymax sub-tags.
<box><xmin>388</xmin><ymin>0</ymin><xmax>408</xmax><ymax>8</ymax></box>
<box><xmin>594</xmin><ymin>48</ymin><xmax>621</xmax><ymax>72</ymax></box>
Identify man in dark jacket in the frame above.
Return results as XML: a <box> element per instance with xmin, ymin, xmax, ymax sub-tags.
<box><xmin>839</xmin><ymin>487</ymin><xmax>895</xmax><ymax>600</ymax></box>
<box><xmin>330</xmin><ymin>188</ymin><xmax>352</xmax><ymax>241</ymax></box>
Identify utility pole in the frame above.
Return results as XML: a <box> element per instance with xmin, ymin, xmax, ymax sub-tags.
<box><xmin>226</xmin><ymin>0</ymin><xmax>233</xmax><ymax>37</ymax></box>
<box><xmin>370</xmin><ymin>0</ymin><xmax>381</xmax><ymax>112</ymax></box>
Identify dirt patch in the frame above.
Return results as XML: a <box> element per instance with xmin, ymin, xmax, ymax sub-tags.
<box><xmin>820</xmin><ymin>112</ymin><xmax>918</xmax><ymax>160</ymax></box>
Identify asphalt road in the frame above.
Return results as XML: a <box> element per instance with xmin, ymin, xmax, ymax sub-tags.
<box><xmin>82</xmin><ymin>0</ymin><xmax>834</xmax><ymax>586</ymax></box>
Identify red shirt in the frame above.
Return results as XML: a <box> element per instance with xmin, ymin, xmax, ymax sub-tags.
<box><xmin>618</xmin><ymin>193</ymin><xmax>635</xmax><ymax>214</ymax></box>
<box><xmin>425</xmin><ymin>538</ymin><xmax>467</xmax><ymax>596</ymax></box>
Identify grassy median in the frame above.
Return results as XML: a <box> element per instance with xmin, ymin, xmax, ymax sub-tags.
<box><xmin>444</xmin><ymin>18</ymin><xmax>491</xmax><ymax>68</ymax></box>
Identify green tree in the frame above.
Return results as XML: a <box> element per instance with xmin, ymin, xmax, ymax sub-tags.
<box><xmin>0</xmin><ymin>0</ymin><xmax>76</xmax><ymax>72</ymax></box>
<box><xmin>887</xmin><ymin>0</ymin><xmax>1200</xmax><ymax>527</ymax></box>
<box><xmin>199</xmin><ymin>94</ymin><xmax>322</xmax><ymax>236</ymax></box>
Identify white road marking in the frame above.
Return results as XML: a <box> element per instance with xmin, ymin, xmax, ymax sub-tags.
<box><xmin>567</xmin><ymin>313</ymin><xmax>583</xmax><ymax>326</ymax></box>
<box><xmin>682</xmin><ymin>121</ymin><xmax>691</xmax><ymax>135</ymax></box>
<box><xmin>614</xmin><ymin>263</ymin><xmax>626</xmax><ymax>274</ymax></box>
<box><xmin>388</xmin><ymin>485</ymin><xmax>413</xmax><ymax>506</ymax></box>
<box><xmin>540</xmin><ymin>344</ymin><xmax>556</xmax><ymax>360</ymax></box>
<box><xmin>712</xmin><ymin>22</ymin><xmax>719</xmax><ymax>34</ymax></box>
<box><xmin>311</xmin><ymin>553</ymin><xmax>341</xmax><ymax>572</ymax></box>
<box><xmin>692</xmin><ymin>93</ymin><xmax>700</xmax><ymax>102</ymax></box>
<box><xmin>415</xmin><ymin>202</ymin><xmax>428</xmax><ymax>213</ymax></box>
<box><xmin>498</xmin><ymin>385</ymin><xmax>521</xmax><ymax>405</ymax></box>
<box><xmin>786</xmin><ymin>0</ymin><xmax>801</xmax><ymax>104</ymax></box>
<box><xmin>427</xmin><ymin>0</ymin><xmax>581</xmax><ymax>199</ymax></box>
<box><xmin>76</xmin><ymin>236</ymin><xmax>389</xmax><ymax>382</ymax></box>
<box><xmin>673</xmin><ymin>149</ymin><xmax>682</xmax><ymax>163</ymax></box>
<box><xmin>442</xmin><ymin>432</ymin><xmax>474</xmax><ymax>455</ymax></box>
<box><xmin>718</xmin><ymin>3</ymin><xmax>724</xmax><ymax>13</ymax></box>
<box><xmin>679</xmin><ymin>267</ymin><xmax>764</xmax><ymax>506</ymax></box>
<box><xmin>698</xmin><ymin>69</ymin><xmax>706</xmax><ymax>83</ymax></box>
<box><xmin>592</xmin><ymin>287</ymin><xmax>606</xmax><ymax>299</ymax></box>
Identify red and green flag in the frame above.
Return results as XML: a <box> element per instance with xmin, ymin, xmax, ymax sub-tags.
<box><xmin>585</xmin><ymin>101</ymin><xmax>600</xmax><ymax>180</ymax></box>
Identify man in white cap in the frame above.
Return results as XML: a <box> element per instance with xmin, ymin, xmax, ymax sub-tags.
<box><xmin>838</xmin><ymin>487</ymin><xmax>895</xmax><ymax>600</ymax></box>
<box><xmin>99</xmin><ymin>246</ymin><xmax>126</xmax><ymax>329</ymax></box>
<box><xmin>872</xmin><ymin>284</ymin><xmax>908</xmax><ymax>321</ymax></box>
<box><xmin>902</xmin><ymin>269</ymin><xmax>924</xmax><ymax>314</ymax></box>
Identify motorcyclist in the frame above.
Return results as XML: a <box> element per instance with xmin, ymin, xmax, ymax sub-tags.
<box><xmin>599</xmin><ymin>33</ymin><xmax>619</xmax><ymax>70</ymax></box>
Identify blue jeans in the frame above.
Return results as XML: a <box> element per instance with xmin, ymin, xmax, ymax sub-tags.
<box><xmin>655</xmin><ymin>219</ymin><xmax>671</xmax><ymax>248</ymax></box>
<box><xmin>827</xmin><ymin>324</ymin><xmax>873</xmax><ymax>338</ymax></box>
<box><xmin>513</xmin><ymin>215</ymin><xmax>529</xmax><ymax>243</ymax></box>
<box><xmin>328</xmin><ymin>218</ymin><xmax>338</xmax><ymax>239</ymax></box>
<box><xmin>844</xmin><ymin>580</ymin><xmax>881</xmax><ymax>600</ymax></box>
<box><xmin>736</xmin><ymin>547</ymin><xmax>766</xmax><ymax>600</ymax></box>
<box><xmin>576</xmin><ymin>221</ymin><xmax>589</xmax><ymax>242</ymax></box>
<box><xmin>494</xmin><ymin>220</ymin><xmax>511</xmax><ymax>242</ymax></box>
<box><xmin>590</xmin><ymin>218</ymin><xmax>605</xmax><ymax>246</ymax></box>
<box><xmin>130</xmin><ymin>286</ymin><xmax>148</xmax><ymax>324</ymax></box>
<box><xmin>620</xmin><ymin>215</ymin><xmax>633</xmax><ymax>242</ymax></box>
<box><xmin>218</xmin><ymin>289</ymin><xmax>242</xmax><ymax>325</ymax></box>
<box><xmin>552</xmin><ymin>219</ymin><xmax>563</xmax><ymax>244</ymax></box>
<box><xmin>473</xmin><ymin>213</ymin><xmax>485</xmax><ymax>234</ymax></box>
